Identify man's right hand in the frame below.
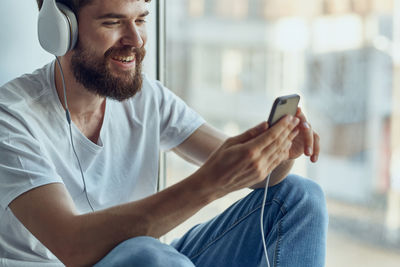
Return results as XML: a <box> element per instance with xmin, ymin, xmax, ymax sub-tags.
<box><xmin>194</xmin><ymin>115</ymin><xmax>300</xmax><ymax>197</ymax></box>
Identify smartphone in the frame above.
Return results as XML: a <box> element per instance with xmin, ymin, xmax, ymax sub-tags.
<box><xmin>267</xmin><ymin>94</ymin><xmax>300</xmax><ymax>126</ymax></box>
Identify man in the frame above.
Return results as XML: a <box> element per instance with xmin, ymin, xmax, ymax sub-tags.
<box><xmin>0</xmin><ymin>0</ymin><xmax>328</xmax><ymax>266</ymax></box>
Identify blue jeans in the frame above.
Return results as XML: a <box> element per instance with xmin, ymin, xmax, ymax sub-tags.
<box><xmin>95</xmin><ymin>175</ymin><xmax>328</xmax><ymax>267</ymax></box>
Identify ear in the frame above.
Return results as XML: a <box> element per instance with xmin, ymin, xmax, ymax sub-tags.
<box><xmin>38</xmin><ymin>0</ymin><xmax>78</xmax><ymax>56</ymax></box>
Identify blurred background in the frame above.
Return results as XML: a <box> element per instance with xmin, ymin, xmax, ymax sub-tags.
<box><xmin>163</xmin><ymin>0</ymin><xmax>400</xmax><ymax>266</ymax></box>
<box><xmin>1</xmin><ymin>0</ymin><xmax>399</xmax><ymax>266</ymax></box>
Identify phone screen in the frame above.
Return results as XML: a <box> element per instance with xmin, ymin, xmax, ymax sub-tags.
<box><xmin>267</xmin><ymin>94</ymin><xmax>300</xmax><ymax>126</ymax></box>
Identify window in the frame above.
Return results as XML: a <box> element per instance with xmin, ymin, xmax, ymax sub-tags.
<box><xmin>188</xmin><ymin>0</ymin><xmax>205</xmax><ymax>17</ymax></box>
<box><xmin>215</xmin><ymin>0</ymin><xmax>249</xmax><ymax>19</ymax></box>
<box><xmin>163</xmin><ymin>0</ymin><xmax>400</xmax><ymax>265</ymax></box>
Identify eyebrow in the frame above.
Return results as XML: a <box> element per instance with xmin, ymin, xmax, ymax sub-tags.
<box><xmin>96</xmin><ymin>10</ymin><xmax>149</xmax><ymax>20</ymax></box>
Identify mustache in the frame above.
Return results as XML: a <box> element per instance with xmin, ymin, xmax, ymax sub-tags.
<box><xmin>104</xmin><ymin>46</ymin><xmax>146</xmax><ymax>63</ymax></box>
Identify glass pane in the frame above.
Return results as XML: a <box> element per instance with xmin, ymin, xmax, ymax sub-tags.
<box><xmin>164</xmin><ymin>0</ymin><xmax>400</xmax><ymax>266</ymax></box>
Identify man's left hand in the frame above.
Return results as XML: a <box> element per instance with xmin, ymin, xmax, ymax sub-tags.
<box><xmin>288</xmin><ymin>107</ymin><xmax>320</xmax><ymax>162</ymax></box>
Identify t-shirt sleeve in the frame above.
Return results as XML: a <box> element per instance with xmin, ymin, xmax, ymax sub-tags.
<box><xmin>0</xmin><ymin>112</ymin><xmax>63</xmax><ymax>210</ymax></box>
<box><xmin>154</xmin><ymin>80</ymin><xmax>205</xmax><ymax>151</ymax></box>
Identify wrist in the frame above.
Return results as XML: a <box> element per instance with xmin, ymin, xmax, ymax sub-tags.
<box><xmin>188</xmin><ymin>169</ymin><xmax>227</xmax><ymax>203</ymax></box>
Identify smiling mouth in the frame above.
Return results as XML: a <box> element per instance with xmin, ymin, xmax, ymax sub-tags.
<box><xmin>111</xmin><ymin>55</ymin><xmax>135</xmax><ymax>63</ymax></box>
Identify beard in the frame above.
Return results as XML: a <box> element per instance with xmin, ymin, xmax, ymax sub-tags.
<box><xmin>70</xmin><ymin>43</ymin><xmax>146</xmax><ymax>101</ymax></box>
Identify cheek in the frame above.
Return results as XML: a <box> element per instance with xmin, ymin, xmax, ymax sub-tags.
<box><xmin>78</xmin><ymin>22</ymin><xmax>121</xmax><ymax>53</ymax></box>
<box><xmin>83</xmin><ymin>31</ymin><xmax>122</xmax><ymax>55</ymax></box>
<box><xmin>97</xmin><ymin>31</ymin><xmax>120</xmax><ymax>48</ymax></box>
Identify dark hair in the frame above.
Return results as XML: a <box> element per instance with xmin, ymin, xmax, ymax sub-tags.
<box><xmin>36</xmin><ymin>0</ymin><xmax>151</xmax><ymax>14</ymax></box>
<box><xmin>36</xmin><ymin>0</ymin><xmax>93</xmax><ymax>14</ymax></box>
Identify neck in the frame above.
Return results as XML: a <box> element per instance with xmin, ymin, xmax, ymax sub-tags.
<box><xmin>54</xmin><ymin>56</ymin><xmax>106</xmax><ymax>143</ymax></box>
<box><xmin>54</xmin><ymin>56</ymin><xmax>105</xmax><ymax>118</ymax></box>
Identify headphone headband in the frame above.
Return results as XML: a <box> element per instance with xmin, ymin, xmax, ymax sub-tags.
<box><xmin>38</xmin><ymin>0</ymin><xmax>78</xmax><ymax>56</ymax></box>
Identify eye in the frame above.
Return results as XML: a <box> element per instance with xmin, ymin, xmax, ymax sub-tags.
<box><xmin>102</xmin><ymin>21</ymin><xmax>120</xmax><ymax>26</ymax></box>
<box><xmin>136</xmin><ymin>19</ymin><xmax>147</xmax><ymax>25</ymax></box>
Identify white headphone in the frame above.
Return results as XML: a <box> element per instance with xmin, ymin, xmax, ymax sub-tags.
<box><xmin>38</xmin><ymin>0</ymin><xmax>78</xmax><ymax>56</ymax></box>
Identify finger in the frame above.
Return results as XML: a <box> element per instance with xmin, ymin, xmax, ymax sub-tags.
<box><xmin>311</xmin><ymin>132</ymin><xmax>320</xmax><ymax>162</ymax></box>
<box><xmin>301</xmin><ymin>121</ymin><xmax>314</xmax><ymax>156</ymax></box>
<box><xmin>296</xmin><ymin>108</ymin><xmax>311</xmax><ymax>130</ymax></box>
<box><xmin>243</xmin><ymin>135</ymin><xmax>293</xmax><ymax>189</ymax></box>
<box><xmin>228</xmin><ymin>121</ymin><xmax>269</xmax><ymax>145</ymax></box>
<box><xmin>260</xmin><ymin>128</ymin><xmax>293</xmax><ymax>162</ymax></box>
<box><xmin>289</xmin><ymin>129</ymin><xmax>300</xmax><ymax>141</ymax></box>
<box><xmin>248</xmin><ymin>115</ymin><xmax>299</xmax><ymax>150</ymax></box>
<box><xmin>260</xmin><ymin>137</ymin><xmax>292</xmax><ymax>178</ymax></box>
<box><xmin>295</xmin><ymin>107</ymin><xmax>306</xmax><ymax>121</ymax></box>
<box><xmin>296</xmin><ymin>107</ymin><xmax>302</xmax><ymax>117</ymax></box>
<box><xmin>295</xmin><ymin>108</ymin><xmax>310</xmax><ymax>129</ymax></box>
<box><xmin>294</xmin><ymin>107</ymin><xmax>308</xmax><ymax>138</ymax></box>
<box><xmin>295</xmin><ymin>109</ymin><xmax>312</xmax><ymax>154</ymax></box>
<box><xmin>294</xmin><ymin>109</ymin><xmax>315</xmax><ymax>156</ymax></box>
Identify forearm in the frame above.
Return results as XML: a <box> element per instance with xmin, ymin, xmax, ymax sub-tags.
<box><xmin>250</xmin><ymin>159</ymin><xmax>294</xmax><ymax>189</ymax></box>
<box><xmin>73</xmin><ymin>174</ymin><xmax>218</xmax><ymax>266</ymax></box>
<box><xmin>11</xmin><ymin>173</ymin><xmax>220</xmax><ymax>267</ymax></box>
<box><xmin>173</xmin><ymin>123</ymin><xmax>227</xmax><ymax>166</ymax></box>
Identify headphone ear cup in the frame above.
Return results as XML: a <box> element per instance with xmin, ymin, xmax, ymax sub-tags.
<box><xmin>38</xmin><ymin>1</ymin><xmax>78</xmax><ymax>56</ymax></box>
<box><xmin>57</xmin><ymin>3</ymin><xmax>78</xmax><ymax>51</ymax></box>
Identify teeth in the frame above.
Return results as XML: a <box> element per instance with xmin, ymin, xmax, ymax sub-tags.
<box><xmin>113</xmin><ymin>56</ymin><xmax>135</xmax><ymax>62</ymax></box>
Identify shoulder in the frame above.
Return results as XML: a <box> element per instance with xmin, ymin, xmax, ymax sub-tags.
<box><xmin>127</xmin><ymin>73</ymin><xmax>175</xmax><ymax>107</ymax></box>
<box><xmin>140</xmin><ymin>73</ymin><xmax>167</xmax><ymax>97</ymax></box>
<box><xmin>139</xmin><ymin>74</ymin><xmax>184</xmax><ymax>105</ymax></box>
<box><xmin>0</xmin><ymin>62</ymin><xmax>56</xmax><ymax>133</ymax></box>
<box><xmin>0</xmin><ymin>62</ymin><xmax>54</xmax><ymax>108</ymax></box>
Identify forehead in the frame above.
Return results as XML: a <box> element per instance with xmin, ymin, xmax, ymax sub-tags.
<box><xmin>82</xmin><ymin>0</ymin><xmax>149</xmax><ymax>17</ymax></box>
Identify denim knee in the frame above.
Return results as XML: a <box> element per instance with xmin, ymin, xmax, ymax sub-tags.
<box><xmin>95</xmin><ymin>236</ymin><xmax>195</xmax><ymax>267</ymax></box>
<box><xmin>280</xmin><ymin>174</ymin><xmax>329</xmax><ymax>227</ymax></box>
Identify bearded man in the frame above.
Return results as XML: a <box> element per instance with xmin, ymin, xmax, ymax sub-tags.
<box><xmin>0</xmin><ymin>0</ymin><xmax>328</xmax><ymax>266</ymax></box>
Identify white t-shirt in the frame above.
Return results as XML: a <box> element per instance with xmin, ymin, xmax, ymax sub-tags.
<box><xmin>0</xmin><ymin>61</ymin><xmax>205</xmax><ymax>266</ymax></box>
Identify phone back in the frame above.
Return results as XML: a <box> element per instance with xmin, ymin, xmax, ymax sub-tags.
<box><xmin>268</xmin><ymin>94</ymin><xmax>300</xmax><ymax>126</ymax></box>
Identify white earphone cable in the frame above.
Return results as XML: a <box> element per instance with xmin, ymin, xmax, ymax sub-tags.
<box><xmin>56</xmin><ymin>56</ymin><xmax>95</xmax><ymax>212</ymax></box>
<box><xmin>260</xmin><ymin>173</ymin><xmax>271</xmax><ymax>267</ymax></box>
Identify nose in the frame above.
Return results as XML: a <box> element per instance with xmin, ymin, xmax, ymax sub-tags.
<box><xmin>120</xmin><ymin>23</ymin><xmax>144</xmax><ymax>48</ymax></box>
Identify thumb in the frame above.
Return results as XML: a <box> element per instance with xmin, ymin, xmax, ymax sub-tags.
<box><xmin>229</xmin><ymin>121</ymin><xmax>269</xmax><ymax>145</ymax></box>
